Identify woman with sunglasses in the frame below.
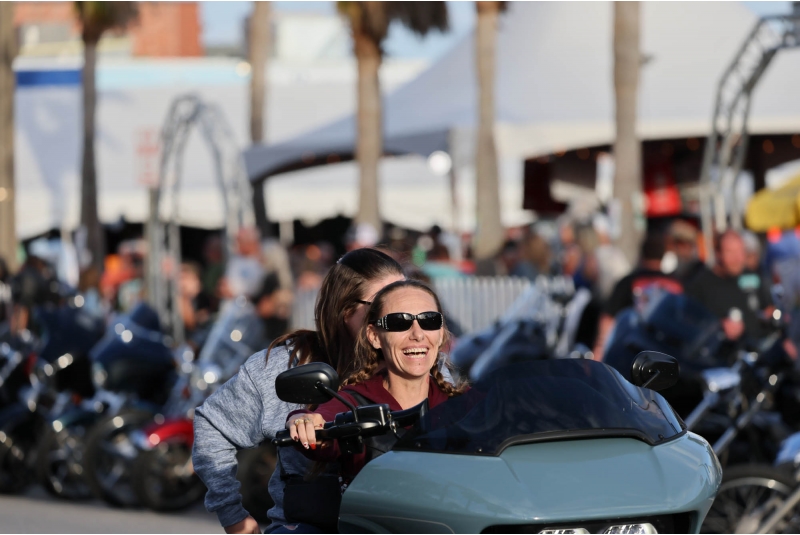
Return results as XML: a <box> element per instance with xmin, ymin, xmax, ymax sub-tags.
<box><xmin>193</xmin><ymin>248</ymin><xmax>405</xmax><ymax>534</ymax></box>
<box><xmin>287</xmin><ymin>279</ymin><xmax>468</xmax><ymax>482</ymax></box>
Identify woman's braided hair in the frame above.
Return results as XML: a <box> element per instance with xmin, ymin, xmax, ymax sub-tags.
<box><xmin>343</xmin><ymin>279</ymin><xmax>468</xmax><ymax>397</ymax></box>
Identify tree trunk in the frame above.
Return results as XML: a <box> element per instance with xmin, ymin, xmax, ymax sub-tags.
<box><xmin>473</xmin><ymin>1</ymin><xmax>504</xmax><ymax>261</ymax></box>
<box><xmin>353</xmin><ymin>28</ymin><xmax>382</xmax><ymax>233</ymax></box>
<box><xmin>249</xmin><ymin>1</ymin><xmax>270</xmax><ymax>144</ymax></box>
<box><xmin>249</xmin><ymin>2</ymin><xmax>271</xmax><ymax>236</ymax></box>
<box><xmin>81</xmin><ymin>39</ymin><xmax>104</xmax><ymax>271</ymax></box>
<box><xmin>0</xmin><ymin>2</ymin><xmax>17</xmax><ymax>271</ymax></box>
<box><xmin>613</xmin><ymin>2</ymin><xmax>643</xmax><ymax>265</ymax></box>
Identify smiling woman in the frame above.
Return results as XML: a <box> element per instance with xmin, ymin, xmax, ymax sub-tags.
<box><xmin>285</xmin><ymin>280</ymin><xmax>467</xmax><ymax>482</ymax></box>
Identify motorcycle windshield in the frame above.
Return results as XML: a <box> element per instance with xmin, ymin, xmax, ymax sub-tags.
<box><xmin>394</xmin><ymin>359</ymin><xmax>684</xmax><ymax>456</ymax></box>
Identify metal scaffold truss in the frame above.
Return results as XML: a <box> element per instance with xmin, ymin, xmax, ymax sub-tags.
<box><xmin>146</xmin><ymin>94</ymin><xmax>254</xmax><ymax>344</ymax></box>
<box><xmin>700</xmin><ymin>13</ymin><xmax>800</xmax><ymax>264</ymax></box>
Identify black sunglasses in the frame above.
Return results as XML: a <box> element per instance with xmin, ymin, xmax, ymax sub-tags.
<box><xmin>373</xmin><ymin>311</ymin><xmax>443</xmax><ymax>332</ymax></box>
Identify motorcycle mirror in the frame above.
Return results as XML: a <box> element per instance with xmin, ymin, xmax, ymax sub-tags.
<box><xmin>275</xmin><ymin>362</ymin><xmax>340</xmax><ymax>405</ymax></box>
<box><xmin>630</xmin><ymin>351</ymin><xmax>679</xmax><ymax>391</ymax></box>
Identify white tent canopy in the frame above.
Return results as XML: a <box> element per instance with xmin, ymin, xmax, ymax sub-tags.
<box><xmin>13</xmin><ymin>57</ymin><xmax>426</xmax><ymax>239</ymax></box>
<box><xmin>247</xmin><ymin>1</ymin><xmax>800</xmax><ymax>230</ymax></box>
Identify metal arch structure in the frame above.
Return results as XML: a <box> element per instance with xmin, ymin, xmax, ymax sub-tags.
<box><xmin>146</xmin><ymin>94</ymin><xmax>254</xmax><ymax>345</ymax></box>
<box><xmin>699</xmin><ymin>13</ymin><xmax>800</xmax><ymax>265</ymax></box>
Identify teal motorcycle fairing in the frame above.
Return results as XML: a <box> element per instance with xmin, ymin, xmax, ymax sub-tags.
<box><xmin>273</xmin><ymin>359</ymin><xmax>721</xmax><ymax>534</ymax></box>
<box><xmin>340</xmin><ymin>433</ymin><xmax>721</xmax><ymax>533</ymax></box>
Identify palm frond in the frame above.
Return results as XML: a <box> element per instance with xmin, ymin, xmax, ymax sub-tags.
<box><xmin>337</xmin><ymin>1</ymin><xmax>448</xmax><ymax>46</ymax></box>
<box><xmin>75</xmin><ymin>1</ymin><xmax>139</xmax><ymax>43</ymax></box>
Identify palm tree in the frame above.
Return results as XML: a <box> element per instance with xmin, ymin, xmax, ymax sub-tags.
<box><xmin>338</xmin><ymin>2</ymin><xmax>448</xmax><ymax>233</ymax></box>
<box><xmin>75</xmin><ymin>2</ymin><xmax>138</xmax><ymax>271</ymax></box>
<box><xmin>473</xmin><ymin>1</ymin><xmax>506</xmax><ymax>262</ymax></box>
<box><xmin>248</xmin><ymin>2</ymin><xmax>271</xmax><ymax>234</ymax></box>
<box><xmin>612</xmin><ymin>2</ymin><xmax>643</xmax><ymax>264</ymax></box>
<box><xmin>249</xmin><ymin>2</ymin><xmax>271</xmax><ymax>144</ymax></box>
<box><xmin>0</xmin><ymin>2</ymin><xmax>17</xmax><ymax>271</ymax></box>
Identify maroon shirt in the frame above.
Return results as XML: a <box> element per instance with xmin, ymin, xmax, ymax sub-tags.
<box><xmin>288</xmin><ymin>372</ymin><xmax>451</xmax><ymax>480</ymax></box>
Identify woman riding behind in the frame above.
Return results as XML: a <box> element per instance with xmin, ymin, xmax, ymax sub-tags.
<box><xmin>287</xmin><ymin>280</ymin><xmax>468</xmax><ymax>482</ymax></box>
<box><xmin>193</xmin><ymin>248</ymin><xmax>405</xmax><ymax>534</ymax></box>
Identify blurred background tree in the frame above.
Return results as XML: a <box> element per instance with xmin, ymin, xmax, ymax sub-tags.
<box><xmin>473</xmin><ymin>1</ymin><xmax>506</xmax><ymax>265</ymax></box>
<box><xmin>612</xmin><ymin>1</ymin><xmax>643</xmax><ymax>264</ymax></box>
<box><xmin>0</xmin><ymin>2</ymin><xmax>17</xmax><ymax>271</ymax></box>
<box><xmin>76</xmin><ymin>1</ymin><xmax>139</xmax><ymax>271</ymax></box>
<box><xmin>248</xmin><ymin>1</ymin><xmax>271</xmax><ymax>234</ymax></box>
<box><xmin>337</xmin><ymin>1</ymin><xmax>449</xmax><ymax>233</ymax></box>
<box><xmin>249</xmin><ymin>1</ymin><xmax>270</xmax><ymax>144</ymax></box>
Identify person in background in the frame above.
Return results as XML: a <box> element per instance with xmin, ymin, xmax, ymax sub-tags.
<box><xmin>262</xmin><ymin>237</ymin><xmax>295</xmax><ymax>292</ymax></box>
<box><xmin>592</xmin><ymin>214</ymin><xmax>631</xmax><ymax>301</ymax></box>
<box><xmin>422</xmin><ymin>243</ymin><xmax>464</xmax><ymax>280</ymax></box>
<box><xmin>685</xmin><ymin>230</ymin><xmax>759</xmax><ymax>341</ymax></box>
<box><xmin>202</xmin><ymin>234</ymin><xmax>226</xmax><ymax>311</ymax></box>
<box><xmin>220</xmin><ymin>227</ymin><xmax>265</xmax><ymax>300</ymax></box>
<box><xmin>739</xmin><ymin>230</ymin><xmax>773</xmax><ymax>315</ymax></box>
<box><xmin>77</xmin><ymin>266</ymin><xmax>105</xmax><ymax>319</ymax></box>
<box><xmin>594</xmin><ymin>232</ymin><xmax>683</xmax><ymax>360</ymax></box>
<box><xmin>115</xmin><ymin>241</ymin><xmax>146</xmax><ymax>312</ymax></box>
<box><xmin>179</xmin><ymin>262</ymin><xmax>213</xmax><ymax>337</ymax></box>
<box><xmin>663</xmin><ymin>219</ymin><xmax>704</xmax><ymax>284</ymax></box>
<box><xmin>252</xmin><ymin>272</ymin><xmax>293</xmax><ymax>343</ymax></box>
<box><xmin>518</xmin><ymin>232</ymin><xmax>552</xmax><ymax>280</ymax></box>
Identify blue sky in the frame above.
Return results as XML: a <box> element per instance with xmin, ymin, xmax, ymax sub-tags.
<box><xmin>201</xmin><ymin>1</ymin><xmax>792</xmax><ymax>60</ymax></box>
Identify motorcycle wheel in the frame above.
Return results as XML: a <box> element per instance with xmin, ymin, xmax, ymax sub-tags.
<box><xmin>237</xmin><ymin>443</ymin><xmax>278</xmax><ymax>525</ymax></box>
<box><xmin>83</xmin><ymin>409</ymin><xmax>153</xmax><ymax>508</ymax></box>
<box><xmin>36</xmin><ymin>422</ymin><xmax>93</xmax><ymax>500</ymax></box>
<box><xmin>701</xmin><ymin>464</ymin><xmax>800</xmax><ymax>534</ymax></box>
<box><xmin>0</xmin><ymin>425</ymin><xmax>37</xmax><ymax>494</ymax></box>
<box><xmin>131</xmin><ymin>436</ymin><xmax>206</xmax><ymax>512</ymax></box>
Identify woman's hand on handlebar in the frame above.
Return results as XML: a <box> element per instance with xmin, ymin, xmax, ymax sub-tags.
<box><xmin>286</xmin><ymin>413</ymin><xmax>327</xmax><ymax>450</ymax></box>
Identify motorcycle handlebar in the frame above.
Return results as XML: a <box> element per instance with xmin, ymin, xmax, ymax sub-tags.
<box><xmin>272</xmin><ymin>402</ymin><xmax>426</xmax><ymax>448</ymax></box>
<box><xmin>272</xmin><ymin>420</ymin><xmax>383</xmax><ymax>447</ymax></box>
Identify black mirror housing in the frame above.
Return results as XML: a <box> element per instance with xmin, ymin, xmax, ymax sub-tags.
<box><xmin>631</xmin><ymin>351</ymin><xmax>680</xmax><ymax>391</ymax></box>
<box><xmin>275</xmin><ymin>362</ymin><xmax>340</xmax><ymax>405</ymax></box>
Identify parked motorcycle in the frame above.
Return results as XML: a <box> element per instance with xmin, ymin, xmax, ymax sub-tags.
<box><xmin>129</xmin><ymin>296</ymin><xmax>274</xmax><ymax>512</ymax></box>
<box><xmin>0</xmin><ymin>297</ymin><xmax>105</xmax><ymax>495</ymax></box>
<box><xmin>36</xmin><ymin>303</ymin><xmax>176</xmax><ymax>503</ymax></box>
<box><xmin>272</xmin><ymin>353</ymin><xmax>721</xmax><ymax>533</ymax></box>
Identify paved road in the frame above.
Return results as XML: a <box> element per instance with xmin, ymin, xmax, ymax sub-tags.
<box><xmin>0</xmin><ymin>487</ymin><xmax>225</xmax><ymax>534</ymax></box>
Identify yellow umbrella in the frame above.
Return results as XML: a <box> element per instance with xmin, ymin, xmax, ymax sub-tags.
<box><xmin>746</xmin><ymin>173</ymin><xmax>800</xmax><ymax>232</ymax></box>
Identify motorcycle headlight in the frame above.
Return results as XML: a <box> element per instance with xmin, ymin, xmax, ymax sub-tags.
<box><xmin>604</xmin><ymin>524</ymin><xmax>657</xmax><ymax>534</ymax></box>
<box><xmin>92</xmin><ymin>362</ymin><xmax>107</xmax><ymax>389</ymax></box>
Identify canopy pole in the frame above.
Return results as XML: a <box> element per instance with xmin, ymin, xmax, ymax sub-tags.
<box><xmin>447</xmin><ymin>130</ymin><xmax>460</xmax><ymax>235</ymax></box>
<box><xmin>253</xmin><ymin>179</ymin><xmax>270</xmax><ymax>238</ymax></box>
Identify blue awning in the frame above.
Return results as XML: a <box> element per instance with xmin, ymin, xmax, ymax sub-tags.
<box><xmin>16</xmin><ymin>69</ymin><xmax>81</xmax><ymax>87</ymax></box>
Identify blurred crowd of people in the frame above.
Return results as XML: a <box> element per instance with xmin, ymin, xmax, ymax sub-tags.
<box><xmin>1</xmin><ymin>214</ymin><xmax>797</xmax><ymax>361</ymax></box>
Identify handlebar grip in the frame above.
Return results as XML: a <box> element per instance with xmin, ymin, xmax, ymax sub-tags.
<box><xmin>272</xmin><ymin>432</ymin><xmax>296</xmax><ymax>447</ymax></box>
<box><xmin>272</xmin><ymin>424</ymin><xmax>335</xmax><ymax>447</ymax></box>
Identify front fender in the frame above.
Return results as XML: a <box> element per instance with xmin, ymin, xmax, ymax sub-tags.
<box><xmin>132</xmin><ymin>417</ymin><xmax>193</xmax><ymax>451</ymax></box>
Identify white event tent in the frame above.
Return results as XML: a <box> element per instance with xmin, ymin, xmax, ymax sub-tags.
<box><xmin>247</xmin><ymin>1</ymin><xmax>800</xmax><ymax>232</ymax></box>
<box><xmin>13</xmin><ymin>57</ymin><xmax>425</xmax><ymax>239</ymax></box>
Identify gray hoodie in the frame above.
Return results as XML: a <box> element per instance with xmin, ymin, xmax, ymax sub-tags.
<box><xmin>193</xmin><ymin>345</ymin><xmax>313</xmax><ymax>528</ymax></box>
